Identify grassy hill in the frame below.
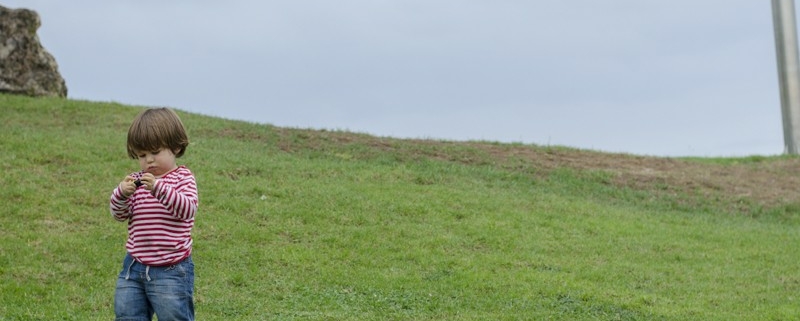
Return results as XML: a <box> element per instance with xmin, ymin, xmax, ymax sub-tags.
<box><xmin>3</xmin><ymin>94</ymin><xmax>800</xmax><ymax>320</ymax></box>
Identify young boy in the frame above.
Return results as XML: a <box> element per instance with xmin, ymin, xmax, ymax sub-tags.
<box><xmin>109</xmin><ymin>107</ymin><xmax>198</xmax><ymax>321</ymax></box>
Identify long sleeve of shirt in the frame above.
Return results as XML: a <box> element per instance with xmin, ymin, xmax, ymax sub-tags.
<box><xmin>110</xmin><ymin>185</ymin><xmax>132</xmax><ymax>221</ymax></box>
<box><xmin>152</xmin><ymin>172</ymin><xmax>198</xmax><ymax>221</ymax></box>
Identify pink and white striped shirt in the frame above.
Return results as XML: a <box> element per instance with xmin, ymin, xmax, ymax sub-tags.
<box><xmin>110</xmin><ymin>165</ymin><xmax>198</xmax><ymax>266</ymax></box>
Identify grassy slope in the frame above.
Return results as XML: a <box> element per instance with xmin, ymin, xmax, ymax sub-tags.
<box><xmin>2</xmin><ymin>94</ymin><xmax>800</xmax><ymax>320</ymax></box>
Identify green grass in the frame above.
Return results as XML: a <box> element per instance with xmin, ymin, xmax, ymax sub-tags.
<box><xmin>2</xmin><ymin>94</ymin><xmax>800</xmax><ymax>320</ymax></box>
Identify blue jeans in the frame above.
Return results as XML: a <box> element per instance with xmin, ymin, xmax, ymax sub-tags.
<box><xmin>114</xmin><ymin>253</ymin><xmax>195</xmax><ymax>321</ymax></box>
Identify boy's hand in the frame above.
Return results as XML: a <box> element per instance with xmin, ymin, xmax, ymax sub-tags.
<box><xmin>118</xmin><ymin>175</ymin><xmax>137</xmax><ymax>198</ymax></box>
<box><xmin>139</xmin><ymin>173</ymin><xmax>157</xmax><ymax>191</ymax></box>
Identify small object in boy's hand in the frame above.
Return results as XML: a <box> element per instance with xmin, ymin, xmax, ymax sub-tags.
<box><xmin>134</xmin><ymin>179</ymin><xmax>143</xmax><ymax>187</ymax></box>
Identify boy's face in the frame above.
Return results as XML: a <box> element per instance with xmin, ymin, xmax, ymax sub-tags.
<box><xmin>134</xmin><ymin>148</ymin><xmax>178</xmax><ymax>178</ymax></box>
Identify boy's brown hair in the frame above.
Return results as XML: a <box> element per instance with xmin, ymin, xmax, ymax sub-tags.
<box><xmin>127</xmin><ymin>108</ymin><xmax>189</xmax><ymax>159</ymax></box>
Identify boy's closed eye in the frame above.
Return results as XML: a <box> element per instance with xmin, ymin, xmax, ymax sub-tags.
<box><xmin>136</xmin><ymin>150</ymin><xmax>162</xmax><ymax>158</ymax></box>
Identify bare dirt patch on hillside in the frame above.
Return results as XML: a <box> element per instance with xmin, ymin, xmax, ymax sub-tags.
<box><xmin>471</xmin><ymin>142</ymin><xmax>800</xmax><ymax>212</ymax></box>
<box><xmin>269</xmin><ymin>128</ymin><xmax>800</xmax><ymax>213</ymax></box>
<box><xmin>373</xmin><ymin>135</ymin><xmax>800</xmax><ymax>212</ymax></box>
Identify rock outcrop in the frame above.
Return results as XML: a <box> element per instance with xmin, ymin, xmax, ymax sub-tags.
<box><xmin>0</xmin><ymin>5</ymin><xmax>66</xmax><ymax>98</ymax></box>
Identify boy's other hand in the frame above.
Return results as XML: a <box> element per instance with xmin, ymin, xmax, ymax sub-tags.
<box><xmin>118</xmin><ymin>176</ymin><xmax>137</xmax><ymax>198</ymax></box>
<box><xmin>140</xmin><ymin>173</ymin><xmax>157</xmax><ymax>191</ymax></box>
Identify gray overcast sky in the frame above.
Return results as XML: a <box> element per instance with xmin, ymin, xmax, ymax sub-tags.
<box><xmin>5</xmin><ymin>1</ymin><xmax>788</xmax><ymax>157</ymax></box>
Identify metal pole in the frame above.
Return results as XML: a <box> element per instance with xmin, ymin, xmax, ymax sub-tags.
<box><xmin>772</xmin><ymin>0</ymin><xmax>800</xmax><ymax>154</ymax></box>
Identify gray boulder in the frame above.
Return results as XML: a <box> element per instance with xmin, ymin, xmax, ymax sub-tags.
<box><xmin>0</xmin><ymin>5</ymin><xmax>66</xmax><ymax>98</ymax></box>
